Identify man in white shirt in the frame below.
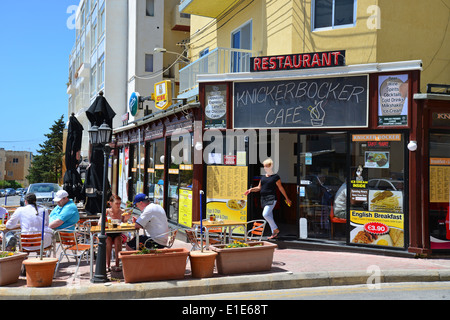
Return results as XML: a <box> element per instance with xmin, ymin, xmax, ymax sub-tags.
<box><xmin>126</xmin><ymin>193</ymin><xmax>169</xmax><ymax>250</ymax></box>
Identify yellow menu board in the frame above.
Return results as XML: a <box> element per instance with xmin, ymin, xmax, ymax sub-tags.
<box><xmin>178</xmin><ymin>188</ymin><xmax>193</xmax><ymax>227</ymax></box>
<box><xmin>206</xmin><ymin>166</ymin><xmax>248</xmax><ymax>234</ymax></box>
<box><xmin>430</xmin><ymin>158</ymin><xmax>450</xmax><ymax>203</ymax></box>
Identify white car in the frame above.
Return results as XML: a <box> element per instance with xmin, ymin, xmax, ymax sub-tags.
<box><xmin>20</xmin><ymin>183</ymin><xmax>62</xmax><ymax>206</ymax></box>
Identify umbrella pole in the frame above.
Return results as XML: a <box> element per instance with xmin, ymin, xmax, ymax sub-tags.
<box><xmin>200</xmin><ymin>190</ymin><xmax>204</xmax><ymax>253</ymax></box>
<box><xmin>40</xmin><ymin>209</ymin><xmax>45</xmax><ymax>260</ymax></box>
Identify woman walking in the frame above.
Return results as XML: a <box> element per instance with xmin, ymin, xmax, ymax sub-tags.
<box><xmin>244</xmin><ymin>158</ymin><xmax>292</xmax><ymax>239</ymax></box>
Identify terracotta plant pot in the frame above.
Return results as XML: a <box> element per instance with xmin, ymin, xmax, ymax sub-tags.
<box><xmin>119</xmin><ymin>248</ymin><xmax>189</xmax><ymax>283</ymax></box>
<box><xmin>0</xmin><ymin>252</ymin><xmax>28</xmax><ymax>286</ymax></box>
<box><xmin>22</xmin><ymin>258</ymin><xmax>58</xmax><ymax>287</ymax></box>
<box><xmin>189</xmin><ymin>250</ymin><xmax>217</xmax><ymax>278</ymax></box>
<box><xmin>210</xmin><ymin>241</ymin><xmax>277</xmax><ymax>275</ymax></box>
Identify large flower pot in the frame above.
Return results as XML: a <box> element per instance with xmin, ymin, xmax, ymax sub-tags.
<box><xmin>0</xmin><ymin>252</ymin><xmax>28</xmax><ymax>286</ymax></box>
<box><xmin>210</xmin><ymin>241</ymin><xmax>277</xmax><ymax>275</ymax></box>
<box><xmin>189</xmin><ymin>250</ymin><xmax>217</xmax><ymax>278</ymax></box>
<box><xmin>22</xmin><ymin>257</ymin><xmax>58</xmax><ymax>287</ymax></box>
<box><xmin>119</xmin><ymin>248</ymin><xmax>189</xmax><ymax>283</ymax></box>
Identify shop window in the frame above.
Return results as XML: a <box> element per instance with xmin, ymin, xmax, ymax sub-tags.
<box><xmin>429</xmin><ymin>133</ymin><xmax>450</xmax><ymax>250</ymax></box>
<box><xmin>349</xmin><ymin>133</ymin><xmax>406</xmax><ymax>249</ymax></box>
<box><xmin>167</xmin><ymin>133</ymin><xmax>193</xmax><ymax>223</ymax></box>
<box><xmin>129</xmin><ymin>142</ymin><xmax>145</xmax><ymax>200</ymax></box>
<box><xmin>153</xmin><ymin>139</ymin><xmax>165</xmax><ymax>206</ymax></box>
<box><xmin>312</xmin><ymin>0</ymin><xmax>356</xmax><ymax>30</ymax></box>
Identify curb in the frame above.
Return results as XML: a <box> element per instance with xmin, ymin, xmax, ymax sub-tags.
<box><xmin>1</xmin><ymin>269</ymin><xmax>449</xmax><ymax>300</ymax></box>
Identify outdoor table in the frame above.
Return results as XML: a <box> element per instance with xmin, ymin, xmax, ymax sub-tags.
<box><xmin>0</xmin><ymin>224</ymin><xmax>20</xmax><ymax>251</ymax></box>
<box><xmin>89</xmin><ymin>224</ymin><xmax>139</xmax><ymax>278</ymax></box>
<box><xmin>192</xmin><ymin>220</ymin><xmax>248</xmax><ymax>249</ymax></box>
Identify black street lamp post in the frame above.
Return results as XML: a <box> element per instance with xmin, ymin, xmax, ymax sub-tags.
<box><xmin>89</xmin><ymin>121</ymin><xmax>112</xmax><ymax>283</ymax></box>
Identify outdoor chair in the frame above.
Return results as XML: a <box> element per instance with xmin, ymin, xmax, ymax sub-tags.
<box><xmin>54</xmin><ymin>229</ymin><xmax>91</xmax><ymax>279</ymax></box>
<box><xmin>19</xmin><ymin>232</ymin><xmax>54</xmax><ymax>257</ymax></box>
<box><xmin>185</xmin><ymin>228</ymin><xmax>221</xmax><ymax>251</ymax></box>
<box><xmin>141</xmin><ymin>227</ymin><xmax>179</xmax><ymax>249</ymax></box>
<box><xmin>166</xmin><ymin>227</ymin><xmax>178</xmax><ymax>248</ymax></box>
<box><xmin>230</xmin><ymin>219</ymin><xmax>267</xmax><ymax>242</ymax></box>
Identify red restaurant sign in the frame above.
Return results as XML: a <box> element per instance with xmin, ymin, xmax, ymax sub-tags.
<box><xmin>250</xmin><ymin>50</ymin><xmax>345</xmax><ymax>72</ymax></box>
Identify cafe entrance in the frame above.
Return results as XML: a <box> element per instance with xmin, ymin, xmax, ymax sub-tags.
<box><xmin>297</xmin><ymin>133</ymin><xmax>347</xmax><ymax>241</ymax></box>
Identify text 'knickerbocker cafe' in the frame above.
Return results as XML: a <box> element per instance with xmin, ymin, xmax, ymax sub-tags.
<box><xmin>112</xmin><ymin>49</ymin><xmax>450</xmax><ymax>256</ymax></box>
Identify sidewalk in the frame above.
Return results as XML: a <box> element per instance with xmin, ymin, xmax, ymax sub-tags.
<box><xmin>2</xmin><ymin>238</ymin><xmax>450</xmax><ymax>300</ymax></box>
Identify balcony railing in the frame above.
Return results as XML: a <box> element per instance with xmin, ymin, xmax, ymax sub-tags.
<box><xmin>179</xmin><ymin>47</ymin><xmax>256</xmax><ymax>96</ymax></box>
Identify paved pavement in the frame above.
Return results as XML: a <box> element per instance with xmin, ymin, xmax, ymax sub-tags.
<box><xmin>2</xmin><ymin>236</ymin><xmax>450</xmax><ymax>300</ymax></box>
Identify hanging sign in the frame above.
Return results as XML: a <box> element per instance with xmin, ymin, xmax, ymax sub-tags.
<box><xmin>129</xmin><ymin>92</ymin><xmax>140</xmax><ymax>116</ymax></box>
<box><xmin>154</xmin><ymin>80</ymin><xmax>172</xmax><ymax>110</ymax></box>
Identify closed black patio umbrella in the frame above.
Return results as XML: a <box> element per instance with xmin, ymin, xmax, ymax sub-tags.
<box><xmin>63</xmin><ymin>113</ymin><xmax>84</xmax><ymax>202</ymax></box>
<box><xmin>83</xmin><ymin>92</ymin><xmax>116</xmax><ymax>214</ymax></box>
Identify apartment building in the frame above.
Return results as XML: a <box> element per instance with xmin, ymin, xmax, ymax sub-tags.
<box><xmin>67</xmin><ymin>0</ymin><xmax>189</xmax><ymax>162</ymax></box>
<box><xmin>0</xmin><ymin>148</ymin><xmax>33</xmax><ymax>187</ymax></box>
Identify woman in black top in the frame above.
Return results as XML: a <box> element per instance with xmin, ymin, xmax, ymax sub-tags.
<box><xmin>244</xmin><ymin>158</ymin><xmax>292</xmax><ymax>239</ymax></box>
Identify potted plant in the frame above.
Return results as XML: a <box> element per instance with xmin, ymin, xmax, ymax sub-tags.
<box><xmin>189</xmin><ymin>250</ymin><xmax>217</xmax><ymax>278</ymax></box>
<box><xmin>188</xmin><ymin>189</ymin><xmax>217</xmax><ymax>279</ymax></box>
<box><xmin>210</xmin><ymin>241</ymin><xmax>277</xmax><ymax>275</ymax></box>
<box><xmin>119</xmin><ymin>244</ymin><xmax>189</xmax><ymax>283</ymax></box>
<box><xmin>0</xmin><ymin>251</ymin><xmax>28</xmax><ymax>286</ymax></box>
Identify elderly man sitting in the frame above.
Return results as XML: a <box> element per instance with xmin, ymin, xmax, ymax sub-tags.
<box><xmin>49</xmin><ymin>190</ymin><xmax>80</xmax><ymax>230</ymax></box>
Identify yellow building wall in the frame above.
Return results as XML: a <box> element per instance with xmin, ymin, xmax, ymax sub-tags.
<box><xmin>187</xmin><ymin>0</ymin><xmax>450</xmax><ymax>91</ymax></box>
<box><xmin>377</xmin><ymin>0</ymin><xmax>450</xmax><ymax>92</ymax></box>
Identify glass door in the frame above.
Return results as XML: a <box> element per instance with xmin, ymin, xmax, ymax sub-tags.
<box><xmin>297</xmin><ymin>133</ymin><xmax>347</xmax><ymax>240</ymax></box>
<box><xmin>429</xmin><ymin>133</ymin><xmax>450</xmax><ymax>250</ymax></box>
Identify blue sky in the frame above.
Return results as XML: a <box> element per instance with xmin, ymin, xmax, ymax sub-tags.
<box><xmin>0</xmin><ymin>0</ymin><xmax>79</xmax><ymax>154</ymax></box>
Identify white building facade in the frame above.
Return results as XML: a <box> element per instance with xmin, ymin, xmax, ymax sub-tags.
<box><xmin>67</xmin><ymin>0</ymin><xmax>189</xmax><ymax>162</ymax></box>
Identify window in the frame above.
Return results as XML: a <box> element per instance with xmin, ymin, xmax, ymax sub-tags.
<box><xmin>146</xmin><ymin>0</ymin><xmax>154</xmax><ymax>16</ymax></box>
<box><xmin>99</xmin><ymin>3</ymin><xmax>105</xmax><ymax>38</ymax></box>
<box><xmin>199</xmin><ymin>48</ymin><xmax>209</xmax><ymax>57</ymax></box>
<box><xmin>231</xmin><ymin>21</ymin><xmax>252</xmax><ymax>50</ymax></box>
<box><xmin>91</xmin><ymin>21</ymin><xmax>97</xmax><ymax>52</ymax></box>
<box><xmin>98</xmin><ymin>54</ymin><xmax>105</xmax><ymax>90</ymax></box>
<box><xmin>145</xmin><ymin>54</ymin><xmax>153</xmax><ymax>72</ymax></box>
<box><xmin>13</xmin><ymin>158</ymin><xmax>19</xmax><ymax>163</ymax></box>
<box><xmin>313</xmin><ymin>0</ymin><xmax>356</xmax><ymax>30</ymax></box>
<box><xmin>231</xmin><ymin>21</ymin><xmax>252</xmax><ymax>73</ymax></box>
<box><xmin>90</xmin><ymin>66</ymin><xmax>97</xmax><ymax>97</ymax></box>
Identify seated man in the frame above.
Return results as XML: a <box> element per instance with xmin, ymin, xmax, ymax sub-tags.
<box><xmin>333</xmin><ymin>183</ymin><xmax>347</xmax><ymax>219</ymax></box>
<box><xmin>126</xmin><ymin>193</ymin><xmax>169</xmax><ymax>250</ymax></box>
<box><xmin>49</xmin><ymin>190</ymin><xmax>80</xmax><ymax>230</ymax></box>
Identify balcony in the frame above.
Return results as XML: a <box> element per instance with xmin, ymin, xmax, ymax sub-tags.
<box><xmin>178</xmin><ymin>47</ymin><xmax>255</xmax><ymax>99</ymax></box>
<box><xmin>179</xmin><ymin>0</ymin><xmax>240</xmax><ymax>18</ymax></box>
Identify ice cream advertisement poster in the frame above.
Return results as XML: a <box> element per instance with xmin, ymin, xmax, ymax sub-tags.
<box><xmin>378</xmin><ymin>74</ymin><xmax>409</xmax><ymax>126</ymax></box>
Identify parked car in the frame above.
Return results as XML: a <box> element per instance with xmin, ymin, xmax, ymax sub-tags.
<box><xmin>15</xmin><ymin>188</ymin><xmax>25</xmax><ymax>196</ymax></box>
<box><xmin>5</xmin><ymin>188</ymin><xmax>16</xmax><ymax>196</ymax></box>
<box><xmin>367</xmin><ymin>179</ymin><xmax>404</xmax><ymax>191</ymax></box>
<box><xmin>20</xmin><ymin>183</ymin><xmax>62</xmax><ymax>206</ymax></box>
<box><xmin>0</xmin><ymin>189</ymin><xmax>5</xmax><ymax>197</ymax></box>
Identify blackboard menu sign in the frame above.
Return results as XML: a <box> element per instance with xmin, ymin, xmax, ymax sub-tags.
<box><xmin>233</xmin><ymin>75</ymin><xmax>368</xmax><ymax>129</ymax></box>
